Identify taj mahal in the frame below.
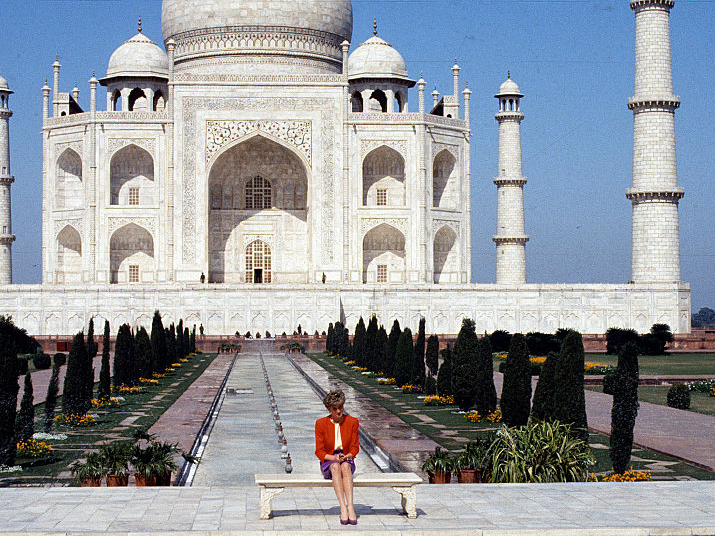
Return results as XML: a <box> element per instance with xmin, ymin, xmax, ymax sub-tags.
<box><xmin>0</xmin><ymin>0</ymin><xmax>691</xmax><ymax>336</ymax></box>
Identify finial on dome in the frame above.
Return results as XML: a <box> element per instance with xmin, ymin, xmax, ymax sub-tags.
<box><xmin>507</xmin><ymin>70</ymin><xmax>510</xmax><ymax>79</ymax></box>
<box><xmin>373</xmin><ymin>18</ymin><xmax>377</xmax><ymax>36</ymax></box>
<box><xmin>138</xmin><ymin>15</ymin><xmax>142</xmax><ymax>33</ymax></box>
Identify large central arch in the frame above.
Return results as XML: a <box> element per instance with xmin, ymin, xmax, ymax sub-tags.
<box><xmin>207</xmin><ymin>134</ymin><xmax>310</xmax><ymax>283</ymax></box>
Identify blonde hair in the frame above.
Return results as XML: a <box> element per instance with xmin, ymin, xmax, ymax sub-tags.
<box><xmin>323</xmin><ymin>389</ymin><xmax>345</xmax><ymax>410</ymax></box>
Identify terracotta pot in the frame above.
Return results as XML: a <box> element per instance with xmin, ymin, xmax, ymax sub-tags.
<box><xmin>134</xmin><ymin>474</ymin><xmax>157</xmax><ymax>487</ymax></box>
<box><xmin>79</xmin><ymin>476</ymin><xmax>102</xmax><ymax>487</ymax></box>
<box><xmin>457</xmin><ymin>469</ymin><xmax>482</xmax><ymax>483</ymax></box>
<box><xmin>106</xmin><ymin>474</ymin><xmax>129</xmax><ymax>487</ymax></box>
<box><xmin>431</xmin><ymin>471</ymin><xmax>451</xmax><ymax>484</ymax></box>
<box><xmin>155</xmin><ymin>472</ymin><xmax>172</xmax><ymax>486</ymax></box>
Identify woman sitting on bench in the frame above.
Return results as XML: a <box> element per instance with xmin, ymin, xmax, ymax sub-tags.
<box><xmin>315</xmin><ymin>389</ymin><xmax>359</xmax><ymax>525</ymax></box>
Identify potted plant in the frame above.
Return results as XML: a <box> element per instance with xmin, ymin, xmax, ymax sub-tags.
<box><xmin>421</xmin><ymin>446</ymin><xmax>454</xmax><ymax>484</ymax></box>
<box><xmin>455</xmin><ymin>437</ymin><xmax>491</xmax><ymax>483</ymax></box>
<box><xmin>99</xmin><ymin>441</ymin><xmax>132</xmax><ymax>486</ymax></box>
<box><xmin>70</xmin><ymin>452</ymin><xmax>105</xmax><ymax>487</ymax></box>
<box><xmin>131</xmin><ymin>440</ymin><xmax>180</xmax><ymax>486</ymax></box>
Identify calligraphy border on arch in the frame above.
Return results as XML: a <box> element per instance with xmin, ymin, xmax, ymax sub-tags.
<box><xmin>360</xmin><ymin>139</ymin><xmax>408</xmax><ymax>160</ymax></box>
<box><xmin>359</xmin><ymin>218</ymin><xmax>408</xmax><ymax>237</ymax></box>
<box><xmin>107</xmin><ymin>138</ymin><xmax>156</xmax><ymax>157</ymax></box>
<box><xmin>182</xmin><ymin>96</ymin><xmax>337</xmax><ymax>264</ymax></box>
<box><xmin>107</xmin><ymin>217</ymin><xmax>157</xmax><ymax>237</ymax></box>
<box><xmin>205</xmin><ymin>120</ymin><xmax>312</xmax><ymax>165</ymax></box>
<box><xmin>54</xmin><ymin>218</ymin><xmax>84</xmax><ymax>237</ymax></box>
<box><xmin>54</xmin><ymin>141</ymin><xmax>83</xmax><ymax>159</ymax></box>
<box><xmin>432</xmin><ymin>219</ymin><xmax>460</xmax><ymax>235</ymax></box>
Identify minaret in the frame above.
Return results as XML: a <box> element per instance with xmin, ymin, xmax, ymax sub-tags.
<box><xmin>0</xmin><ymin>76</ymin><xmax>15</xmax><ymax>284</ymax></box>
<box><xmin>628</xmin><ymin>0</ymin><xmax>683</xmax><ymax>282</ymax></box>
<box><xmin>493</xmin><ymin>74</ymin><xmax>528</xmax><ymax>285</ymax></box>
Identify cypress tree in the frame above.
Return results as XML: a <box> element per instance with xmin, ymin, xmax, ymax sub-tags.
<box><xmin>412</xmin><ymin>317</ymin><xmax>426</xmax><ymax>386</ymax></box>
<box><xmin>365</xmin><ymin>315</ymin><xmax>378</xmax><ymax>371</ymax></box>
<box><xmin>339</xmin><ymin>324</ymin><xmax>350</xmax><ymax>358</ymax></box>
<box><xmin>0</xmin><ymin>343</ymin><xmax>19</xmax><ymax>465</ymax></box>
<box><xmin>326</xmin><ymin>323</ymin><xmax>335</xmax><ymax>354</ymax></box>
<box><xmin>436</xmin><ymin>344</ymin><xmax>453</xmax><ymax>396</ymax></box>
<box><xmin>452</xmin><ymin>318</ymin><xmax>479</xmax><ymax>411</ymax></box>
<box><xmin>86</xmin><ymin>318</ymin><xmax>98</xmax><ymax>361</ymax></box>
<box><xmin>553</xmin><ymin>330</ymin><xmax>588</xmax><ymax>440</ymax></box>
<box><xmin>500</xmin><ymin>333</ymin><xmax>531</xmax><ymax>427</ymax></box>
<box><xmin>63</xmin><ymin>331</ymin><xmax>88</xmax><ymax>415</ymax></box>
<box><xmin>190</xmin><ymin>325</ymin><xmax>197</xmax><ymax>353</ymax></box>
<box><xmin>475</xmin><ymin>335</ymin><xmax>497</xmax><ymax>414</ymax></box>
<box><xmin>113</xmin><ymin>324</ymin><xmax>134</xmax><ymax>388</ymax></box>
<box><xmin>184</xmin><ymin>327</ymin><xmax>190</xmax><ymax>358</ymax></box>
<box><xmin>425</xmin><ymin>334</ymin><xmax>439</xmax><ymax>377</ymax></box>
<box><xmin>352</xmin><ymin>317</ymin><xmax>366</xmax><ymax>367</ymax></box>
<box><xmin>44</xmin><ymin>365</ymin><xmax>60</xmax><ymax>432</ymax></box>
<box><xmin>393</xmin><ymin>327</ymin><xmax>414</xmax><ymax>387</ymax></box>
<box><xmin>376</xmin><ymin>325</ymin><xmax>388</xmax><ymax>374</ymax></box>
<box><xmin>386</xmin><ymin>320</ymin><xmax>401</xmax><ymax>377</ymax></box>
<box><xmin>15</xmin><ymin>372</ymin><xmax>34</xmax><ymax>441</ymax></box>
<box><xmin>135</xmin><ymin>327</ymin><xmax>153</xmax><ymax>379</ymax></box>
<box><xmin>531</xmin><ymin>351</ymin><xmax>558</xmax><ymax>421</ymax></box>
<box><xmin>176</xmin><ymin>319</ymin><xmax>185</xmax><ymax>360</ymax></box>
<box><xmin>150</xmin><ymin>311</ymin><xmax>166</xmax><ymax>374</ymax></box>
<box><xmin>97</xmin><ymin>320</ymin><xmax>111</xmax><ymax>400</ymax></box>
<box><xmin>610</xmin><ymin>342</ymin><xmax>639</xmax><ymax>473</ymax></box>
<box><xmin>166</xmin><ymin>324</ymin><xmax>176</xmax><ymax>372</ymax></box>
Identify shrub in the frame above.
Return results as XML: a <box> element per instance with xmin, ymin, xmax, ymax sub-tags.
<box><xmin>606</xmin><ymin>328</ymin><xmax>639</xmax><ymax>355</ymax></box>
<box><xmin>0</xmin><ymin>343</ymin><xmax>20</xmax><ymax>465</ymax></box>
<box><xmin>376</xmin><ymin>326</ymin><xmax>388</xmax><ymax>376</ymax></box>
<box><xmin>16</xmin><ymin>357</ymin><xmax>28</xmax><ymax>375</ymax></box>
<box><xmin>393</xmin><ymin>328</ymin><xmax>414</xmax><ymax>387</ymax></box>
<box><xmin>63</xmin><ymin>332</ymin><xmax>90</xmax><ymax>416</ymax></box>
<box><xmin>44</xmin><ymin>365</ymin><xmax>60</xmax><ymax>432</ymax></box>
<box><xmin>113</xmin><ymin>324</ymin><xmax>135</xmax><ymax>389</ymax></box>
<box><xmin>638</xmin><ymin>324</ymin><xmax>673</xmax><ymax>355</ymax></box>
<box><xmin>610</xmin><ymin>342</ymin><xmax>639</xmax><ymax>474</ymax></box>
<box><xmin>135</xmin><ymin>327</ymin><xmax>153</xmax><ymax>380</ymax></box>
<box><xmin>553</xmin><ymin>331</ymin><xmax>588</xmax><ymax>441</ymax></box>
<box><xmin>386</xmin><ymin>320</ymin><xmax>401</xmax><ymax>377</ymax></box>
<box><xmin>425</xmin><ymin>335</ymin><xmax>439</xmax><ymax>377</ymax></box>
<box><xmin>352</xmin><ymin>317</ymin><xmax>366</xmax><ymax>368</ymax></box>
<box><xmin>500</xmin><ymin>333</ymin><xmax>531</xmax><ymax>427</ymax></box>
<box><xmin>151</xmin><ymin>311</ymin><xmax>166</xmax><ymax>374</ymax></box>
<box><xmin>53</xmin><ymin>353</ymin><xmax>66</xmax><ymax>367</ymax></box>
<box><xmin>531</xmin><ymin>351</ymin><xmax>558</xmax><ymax>421</ymax></box>
<box><xmin>453</xmin><ymin>318</ymin><xmax>479</xmax><ymax>411</ymax></box>
<box><xmin>365</xmin><ymin>315</ymin><xmax>378</xmax><ymax>372</ymax></box>
<box><xmin>97</xmin><ymin>320</ymin><xmax>111</xmax><ymax>401</ymax></box>
<box><xmin>326</xmin><ymin>323</ymin><xmax>335</xmax><ymax>354</ymax></box>
<box><xmin>436</xmin><ymin>344</ymin><xmax>453</xmax><ymax>397</ymax></box>
<box><xmin>602</xmin><ymin>368</ymin><xmax>617</xmax><ymax>395</ymax></box>
<box><xmin>487</xmin><ymin>421</ymin><xmax>595</xmax><ymax>483</ymax></box>
<box><xmin>32</xmin><ymin>353</ymin><xmax>51</xmax><ymax>370</ymax></box>
<box><xmin>489</xmin><ymin>330</ymin><xmax>512</xmax><ymax>353</ymax></box>
<box><xmin>667</xmin><ymin>384</ymin><xmax>690</xmax><ymax>409</ymax></box>
<box><xmin>525</xmin><ymin>332</ymin><xmax>561</xmax><ymax>356</ymax></box>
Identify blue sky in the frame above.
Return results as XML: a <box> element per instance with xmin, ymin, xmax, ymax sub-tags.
<box><xmin>1</xmin><ymin>0</ymin><xmax>713</xmax><ymax>311</ymax></box>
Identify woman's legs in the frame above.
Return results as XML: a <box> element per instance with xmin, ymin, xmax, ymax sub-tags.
<box><xmin>329</xmin><ymin>463</ymin><xmax>348</xmax><ymax>520</ymax></box>
<box><xmin>340</xmin><ymin>462</ymin><xmax>356</xmax><ymax>521</ymax></box>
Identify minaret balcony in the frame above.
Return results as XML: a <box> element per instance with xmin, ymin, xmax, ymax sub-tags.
<box><xmin>0</xmin><ymin>234</ymin><xmax>16</xmax><ymax>244</ymax></box>
<box><xmin>626</xmin><ymin>188</ymin><xmax>684</xmax><ymax>202</ymax></box>
<box><xmin>493</xmin><ymin>176</ymin><xmax>526</xmax><ymax>187</ymax></box>
<box><xmin>493</xmin><ymin>235</ymin><xmax>529</xmax><ymax>245</ymax></box>
<box><xmin>628</xmin><ymin>96</ymin><xmax>680</xmax><ymax>111</ymax></box>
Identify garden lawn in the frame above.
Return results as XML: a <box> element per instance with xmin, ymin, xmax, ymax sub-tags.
<box><xmin>2</xmin><ymin>352</ymin><xmax>217</xmax><ymax>486</ymax></box>
<box><xmin>309</xmin><ymin>352</ymin><xmax>715</xmax><ymax>481</ymax></box>
<box><xmin>586</xmin><ymin>384</ymin><xmax>715</xmax><ymax>417</ymax></box>
<box><xmin>583</xmin><ymin>353</ymin><xmax>715</xmax><ymax>376</ymax></box>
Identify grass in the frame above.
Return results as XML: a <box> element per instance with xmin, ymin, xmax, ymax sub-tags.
<box><xmin>308</xmin><ymin>352</ymin><xmax>715</xmax><ymax>481</ymax></box>
<box><xmin>2</xmin><ymin>352</ymin><xmax>217</xmax><ymax>486</ymax></box>
<box><xmin>583</xmin><ymin>353</ymin><xmax>715</xmax><ymax>376</ymax></box>
<box><xmin>586</xmin><ymin>384</ymin><xmax>715</xmax><ymax>417</ymax></box>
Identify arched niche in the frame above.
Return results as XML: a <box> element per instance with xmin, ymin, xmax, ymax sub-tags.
<box><xmin>433</xmin><ymin>225</ymin><xmax>458</xmax><ymax>284</ymax></box>
<box><xmin>153</xmin><ymin>91</ymin><xmax>166</xmax><ymax>111</ymax></box>
<box><xmin>207</xmin><ymin>134</ymin><xmax>309</xmax><ymax>284</ymax></box>
<box><xmin>368</xmin><ymin>89</ymin><xmax>387</xmax><ymax>112</ymax></box>
<box><xmin>362</xmin><ymin>223</ymin><xmax>405</xmax><ymax>284</ymax></box>
<box><xmin>110</xmin><ymin>144</ymin><xmax>155</xmax><ymax>205</ymax></box>
<box><xmin>55</xmin><ymin>149</ymin><xmax>83</xmax><ymax>209</ymax></box>
<box><xmin>56</xmin><ymin>225</ymin><xmax>82</xmax><ymax>283</ymax></box>
<box><xmin>128</xmin><ymin>88</ymin><xmax>148</xmax><ymax>111</ymax></box>
<box><xmin>351</xmin><ymin>91</ymin><xmax>363</xmax><ymax>112</ymax></box>
<box><xmin>111</xmin><ymin>89</ymin><xmax>122</xmax><ymax>111</ymax></box>
<box><xmin>433</xmin><ymin>149</ymin><xmax>457</xmax><ymax>209</ymax></box>
<box><xmin>109</xmin><ymin>223</ymin><xmax>154</xmax><ymax>284</ymax></box>
<box><xmin>362</xmin><ymin>146</ymin><xmax>405</xmax><ymax>207</ymax></box>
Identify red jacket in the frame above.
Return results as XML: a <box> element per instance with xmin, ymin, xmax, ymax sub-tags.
<box><xmin>314</xmin><ymin>414</ymin><xmax>360</xmax><ymax>461</ymax></box>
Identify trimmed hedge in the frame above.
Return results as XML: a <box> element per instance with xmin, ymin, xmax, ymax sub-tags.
<box><xmin>32</xmin><ymin>353</ymin><xmax>52</xmax><ymax>370</ymax></box>
<box><xmin>667</xmin><ymin>384</ymin><xmax>690</xmax><ymax>409</ymax></box>
<box><xmin>53</xmin><ymin>353</ymin><xmax>67</xmax><ymax>367</ymax></box>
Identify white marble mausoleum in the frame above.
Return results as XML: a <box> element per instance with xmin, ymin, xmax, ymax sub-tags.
<box><xmin>0</xmin><ymin>0</ymin><xmax>691</xmax><ymax>335</ymax></box>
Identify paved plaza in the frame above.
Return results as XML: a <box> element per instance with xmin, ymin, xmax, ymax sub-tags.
<box><xmin>1</xmin><ymin>340</ymin><xmax>714</xmax><ymax>535</ymax></box>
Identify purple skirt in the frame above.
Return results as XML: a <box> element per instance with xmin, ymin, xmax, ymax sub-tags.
<box><xmin>320</xmin><ymin>449</ymin><xmax>356</xmax><ymax>479</ymax></box>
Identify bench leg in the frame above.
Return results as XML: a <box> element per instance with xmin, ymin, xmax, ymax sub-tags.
<box><xmin>392</xmin><ymin>485</ymin><xmax>417</xmax><ymax>518</ymax></box>
<box><xmin>259</xmin><ymin>486</ymin><xmax>284</xmax><ymax>519</ymax></box>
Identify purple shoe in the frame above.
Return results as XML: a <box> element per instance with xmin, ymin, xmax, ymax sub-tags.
<box><xmin>340</xmin><ymin>518</ymin><xmax>349</xmax><ymax>525</ymax></box>
<box><xmin>348</xmin><ymin>518</ymin><xmax>357</xmax><ymax>525</ymax></box>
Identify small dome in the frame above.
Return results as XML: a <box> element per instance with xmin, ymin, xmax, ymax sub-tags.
<box><xmin>106</xmin><ymin>32</ymin><xmax>169</xmax><ymax>79</ymax></box>
<box><xmin>495</xmin><ymin>76</ymin><xmax>522</xmax><ymax>97</ymax></box>
<box><xmin>0</xmin><ymin>76</ymin><xmax>9</xmax><ymax>91</ymax></box>
<box><xmin>348</xmin><ymin>35</ymin><xmax>409</xmax><ymax>81</ymax></box>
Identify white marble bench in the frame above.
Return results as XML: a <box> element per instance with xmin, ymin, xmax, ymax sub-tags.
<box><xmin>255</xmin><ymin>472</ymin><xmax>422</xmax><ymax>519</ymax></box>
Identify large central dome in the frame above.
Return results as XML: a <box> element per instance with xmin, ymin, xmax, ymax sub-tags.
<box><xmin>161</xmin><ymin>0</ymin><xmax>353</xmax><ymax>74</ymax></box>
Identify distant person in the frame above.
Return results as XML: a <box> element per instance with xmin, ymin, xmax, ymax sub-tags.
<box><xmin>315</xmin><ymin>390</ymin><xmax>359</xmax><ymax>525</ymax></box>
